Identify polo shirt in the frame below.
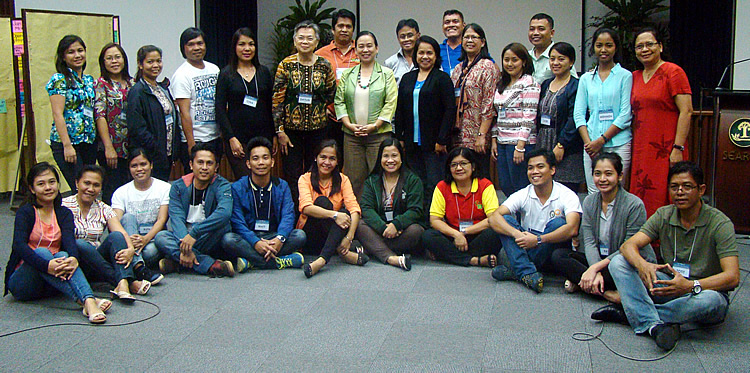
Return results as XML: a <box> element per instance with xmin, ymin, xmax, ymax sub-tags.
<box><xmin>249</xmin><ymin>178</ymin><xmax>277</xmax><ymax>232</ymax></box>
<box><xmin>430</xmin><ymin>178</ymin><xmax>499</xmax><ymax>231</ymax></box>
<box><xmin>439</xmin><ymin>39</ymin><xmax>462</xmax><ymax>75</ymax></box>
<box><xmin>502</xmin><ymin>181</ymin><xmax>582</xmax><ymax>232</ymax></box>
<box><xmin>529</xmin><ymin>42</ymin><xmax>578</xmax><ymax>83</ymax></box>
<box><xmin>641</xmin><ymin>203</ymin><xmax>738</xmax><ymax>280</ymax></box>
<box><xmin>315</xmin><ymin>41</ymin><xmax>360</xmax><ymax>81</ymax></box>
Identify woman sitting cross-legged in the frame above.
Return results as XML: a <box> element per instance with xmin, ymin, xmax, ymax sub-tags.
<box><xmin>356</xmin><ymin>138</ymin><xmax>425</xmax><ymax>271</ymax></box>
<box><xmin>5</xmin><ymin>162</ymin><xmax>112</xmax><ymax>323</ymax></box>
<box><xmin>421</xmin><ymin>147</ymin><xmax>503</xmax><ymax>267</ymax></box>
<box><xmin>64</xmin><ymin>165</ymin><xmax>151</xmax><ymax>303</ymax></box>
<box><xmin>298</xmin><ymin>139</ymin><xmax>369</xmax><ymax>278</ymax></box>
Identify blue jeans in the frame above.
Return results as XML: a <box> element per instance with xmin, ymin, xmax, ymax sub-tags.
<box><xmin>154</xmin><ymin>229</ymin><xmax>231</xmax><ymax>275</ymax></box>
<box><xmin>7</xmin><ymin>247</ymin><xmax>95</xmax><ymax>302</ymax></box>
<box><xmin>609</xmin><ymin>254</ymin><xmax>730</xmax><ymax>334</ymax></box>
<box><xmin>499</xmin><ymin>215</ymin><xmax>568</xmax><ymax>278</ymax></box>
<box><xmin>76</xmin><ymin>231</ymin><xmax>136</xmax><ymax>286</ymax></box>
<box><xmin>222</xmin><ymin>230</ymin><xmax>306</xmax><ymax>269</ymax></box>
<box><xmin>496</xmin><ymin>143</ymin><xmax>533</xmax><ymax>196</ymax></box>
<box><xmin>120</xmin><ymin>213</ymin><xmax>162</xmax><ymax>268</ymax></box>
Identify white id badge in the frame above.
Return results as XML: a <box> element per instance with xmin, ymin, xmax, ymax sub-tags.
<box><xmin>599</xmin><ymin>242</ymin><xmax>609</xmax><ymax>257</ymax></box>
<box><xmin>598</xmin><ymin>109</ymin><xmax>614</xmax><ymax>121</ymax></box>
<box><xmin>673</xmin><ymin>262</ymin><xmax>690</xmax><ymax>278</ymax></box>
<box><xmin>119</xmin><ymin>112</ymin><xmax>127</xmax><ymax>121</ymax></box>
<box><xmin>336</xmin><ymin>68</ymin><xmax>347</xmax><ymax>80</ymax></box>
<box><xmin>165</xmin><ymin>114</ymin><xmax>174</xmax><ymax>125</ymax></box>
<box><xmin>83</xmin><ymin>106</ymin><xmax>94</xmax><ymax>118</ymax></box>
<box><xmin>243</xmin><ymin>95</ymin><xmax>258</xmax><ymax>107</ymax></box>
<box><xmin>454</xmin><ymin>88</ymin><xmax>461</xmax><ymax>97</ymax></box>
<box><xmin>298</xmin><ymin>93</ymin><xmax>313</xmax><ymax>104</ymax></box>
<box><xmin>255</xmin><ymin>219</ymin><xmax>270</xmax><ymax>231</ymax></box>
<box><xmin>459</xmin><ymin>220</ymin><xmax>473</xmax><ymax>233</ymax></box>
<box><xmin>138</xmin><ymin>225</ymin><xmax>153</xmax><ymax>235</ymax></box>
<box><xmin>385</xmin><ymin>211</ymin><xmax>394</xmax><ymax>222</ymax></box>
<box><xmin>541</xmin><ymin>114</ymin><xmax>551</xmax><ymax>126</ymax></box>
<box><xmin>497</xmin><ymin>109</ymin><xmax>506</xmax><ymax>119</ymax></box>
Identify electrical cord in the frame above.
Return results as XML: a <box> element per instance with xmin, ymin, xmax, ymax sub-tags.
<box><xmin>0</xmin><ymin>298</ymin><xmax>161</xmax><ymax>338</ymax></box>
<box><xmin>572</xmin><ymin>267</ymin><xmax>750</xmax><ymax>361</ymax></box>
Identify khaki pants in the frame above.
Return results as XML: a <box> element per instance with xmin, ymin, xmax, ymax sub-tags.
<box><xmin>343</xmin><ymin>132</ymin><xmax>392</xmax><ymax>196</ymax></box>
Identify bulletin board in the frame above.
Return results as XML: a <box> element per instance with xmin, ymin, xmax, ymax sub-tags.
<box><xmin>22</xmin><ymin>9</ymin><xmax>117</xmax><ymax>191</ymax></box>
<box><xmin>0</xmin><ymin>17</ymin><xmax>19</xmax><ymax>192</ymax></box>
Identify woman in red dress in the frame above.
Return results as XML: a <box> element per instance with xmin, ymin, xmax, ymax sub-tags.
<box><xmin>629</xmin><ymin>27</ymin><xmax>693</xmax><ymax>216</ymax></box>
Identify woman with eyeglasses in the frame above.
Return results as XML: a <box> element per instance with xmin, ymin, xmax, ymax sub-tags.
<box><xmin>421</xmin><ymin>147</ymin><xmax>502</xmax><ymax>267</ymax></box>
<box><xmin>629</xmin><ymin>27</ymin><xmax>693</xmax><ymax>217</ymax></box>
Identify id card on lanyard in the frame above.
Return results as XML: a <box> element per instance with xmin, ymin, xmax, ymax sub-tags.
<box><xmin>455</xmin><ymin>189</ymin><xmax>475</xmax><ymax>233</ymax></box>
<box><xmin>672</xmin><ymin>226</ymin><xmax>699</xmax><ymax>279</ymax></box>
<box><xmin>252</xmin><ymin>181</ymin><xmax>273</xmax><ymax>232</ymax></box>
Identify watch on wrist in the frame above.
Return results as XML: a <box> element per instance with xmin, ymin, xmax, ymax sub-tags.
<box><xmin>276</xmin><ymin>125</ymin><xmax>285</xmax><ymax>134</ymax></box>
<box><xmin>692</xmin><ymin>280</ymin><xmax>702</xmax><ymax>294</ymax></box>
<box><xmin>332</xmin><ymin>212</ymin><xmax>338</xmax><ymax>220</ymax></box>
<box><xmin>672</xmin><ymin>144</ymin><xmax>685</xmax><ymax>151</ymax></box>
<box><xmin>536</xmin><ymin>235</ymin><xmax>542</xmax><ymax>246</ymax></box>
<box><xmin>276</xmin><ymin>235</ymin><xmax>286</xmax><ymax>243</ymax></box>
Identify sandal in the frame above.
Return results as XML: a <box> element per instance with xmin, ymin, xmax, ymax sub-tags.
<box><xmin>85</xmin><ymin>310</ymin><xmax>107</xmax><ymax>324</ymax></box>
<box><xmin>110</xmin><ymin>290</ymin><xmax>136</xmax><ymax>304</ymax></box>
<box><xmin>82</xmin><ymin>298</ymin><xmax>111</xmax><ymax>324</ymax></box>
<box><xmin>356</xmin><ymin>252</ymin><xmax>369</xmax><ymax>266</ymax></box>
<box><xmin>477</xmin><ymin>255</ymin><xmax>498</xmax><ymax>268</ymax></box>
<box><xmin>395</xmin><ymin>255</ymin><xmax>411</xmax><ymax>271</ymax></box>
<box><xmin>130</xmin><ymin>280</ymin><xmax>151</xmax><ymax>295</ymax></box>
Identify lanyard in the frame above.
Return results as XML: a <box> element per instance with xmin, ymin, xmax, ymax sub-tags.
<box><xmin>454</xmin><ymin>185</ymin><xmax>475</xmax><ymax>222</ymax></box>
<box><xmin>240</xmin><ymin>70</ymin><xmax>259</xmax><ymax>97</ymax></box>
<box><xmin>250</xmin><ymin>179</ymin><xmax>273</xmax><ymax>221</ymax></box>
<box><xmin>332</xmin><ymin>47</ymin><xmax>353</xmax><ymax>71</ymax></box>
<box><xmin>445</xmin><ymin>43</ymin><xmax>453</xmax><ymax>73</ymax></box>
<box><xmin>673</xmin><ymin>226</ymin><xmax>699</xmax><ymax>263</ymax></box>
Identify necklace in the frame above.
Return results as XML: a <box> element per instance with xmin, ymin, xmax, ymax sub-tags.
<box><xmin>357</xmin><ymin>69</ymin><xmax>370</xmax><ymax>89</ymax></box>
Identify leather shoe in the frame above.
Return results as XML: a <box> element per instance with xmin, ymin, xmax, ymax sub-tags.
<box><xmin>591</xmin><ymin>304</ymin><xmax>629</xmax><ymax>325</ymax></box>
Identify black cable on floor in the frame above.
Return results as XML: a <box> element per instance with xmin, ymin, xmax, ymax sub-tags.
<box><xmin>0</xmin><ymin>298</ymin><xmax>161</xmax><ymax>338</ymax></box>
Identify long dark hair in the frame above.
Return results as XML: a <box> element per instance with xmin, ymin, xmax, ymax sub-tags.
<box><xmin>444</xmin><ymin>147</ymin><xmax>481</xmax><ymax>183</ymax></box>
<box><xmin>99</xmin><ymin>43</ymin><xmax>132</xmax><ymax>83</ymax></box>
<box><xmin>26</xmin><ymin>162</ymin><xmax>62</xmax><ymax>207</ymax></box>
<box><xmin>229</xmin><ymin>27</ymin><xmax>260</xmax><ymax>70</ymax></box>
<box><xmin>55</xmin><ymin>35</ymin><xmax>86</xmax><ymax>87</ymax></box>
<box><xmin>371</xmin><ymin>138</ymin><xmax>410</xmax><ymax>176</ymax></box>
<box><xmin>498</xmin><ymin>42</ymin><xmax>534</xmax><ymax>93</ymax></box>
<box><xmin>309</xmin><ymin>139</ymin><xmax>342</xmax><ymax>197</ymax></box>
<box><xmin>135</xmin><ymin>45</ymin><xmax>163</xmax><ymax>82</ymax></box>
<box><xmin>590</xmin><ymin>27</ymin><xmax>622</xmax><ymax>65</ymax></box>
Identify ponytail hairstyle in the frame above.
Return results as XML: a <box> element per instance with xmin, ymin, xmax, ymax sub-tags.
<box><xmin>135</xmin><ymin>45</ymin><xmax>163</xmax><ymax>82</ymax></box>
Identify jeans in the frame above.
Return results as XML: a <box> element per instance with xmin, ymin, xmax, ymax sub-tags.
<box><xmin>406</xmin><ymin>147</ymin><xmax>446</xmax><ymax>216</ymax></box>
<box><xmin>7</xmin><ymin>247</ymin><xmax>94</xmax><ymax>302</ymax></box>
<box><xmin>421</xmin><ymin>227</ymin><xmax>502</xmax><ymax>266</ymax></box>
<box><xmin>356</xmin><ymin>222</ymin><xmax>425</xmax><ymax>263</ymax></box>
<box><xmin>499</xmin><ymin>215</ymin><xmax>569</xmax><ymax>278</ymax></box>
<box><xmin>549</xmin><ymin>248</ymin><xmax>616</xmax><ymax>291</ymax></box>
<box><xmin>50</xmin><ymin>141</ymin><xmax>97</xmax><ymax>193</ymax></box>
<box><xmin>609</xmin><ymin>254</ymin><xmax>729</xmax><ymax>334</ymax></box>
<box><xmin>343</xmin><ymin>132</ymin><xmax>392</xmax><ymax>197</ymax></box>
<box><xmin>583</xmin><ymin>141</ymin><xmax>631</xmax><ymax>194</ymax></box>
<box><xmin>496</xmin><ymin>143</ymin><xmax>533</xmax><ymax>196</ymax></box>
<box><xmin>97</xmin><ymin>152</ymin><xmax>130</xmax><ymax>205</ymax></box>
<box><xmin>76</xmin><ymin>232</ymin><xmax>137</xmax><ymax>286</ymax></box>
<box><xmin>222</xmin><ymin>230</ymin><xmax>307</xmax><ymax>269</ymax></box>
<box><xmin>120</xmin><ymin>213</ymin><xmax>162</xmax><ymax>268</ymax></box>
<box><xmin>154</xmin><ymin>229</ymin><xmax>232</xmax><ymax>275</ymax></box>
<box><xmin>301</xmin><ymin>196</ymin><xmax>348</xmax><ymax>262</ymax></box>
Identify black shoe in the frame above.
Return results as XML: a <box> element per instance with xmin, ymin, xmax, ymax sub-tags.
<box><xmin>651</xmin><ymin>323</ymin><xmax>680</xmax><ymax>351</ymax></box>
<box><xmin>591</xmin><ymin>304</ymin><xmax>629</xmax><ymax>325</ymax></box>
<box><xmin>134</xmin><ymin>263</ymin><xmax>164</xmax><ymax>285</ymax></box>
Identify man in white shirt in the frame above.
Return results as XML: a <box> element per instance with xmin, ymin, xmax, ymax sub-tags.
<box><xmin>171</xmin><ymin>27</ymin><xmax>221</xmax><ymax>175</ymax></box>
<box><xmin>489</xmin><ymin>149</ymin><xmax>582</xmax><ymax>293</ymax></box>
<box><xmin>528</xmin><ymin>13</ymin><xmax>577</xmax><ymax>83</ymax></box>
<box><xmin>384</xmin><ymin>19</ymin><xmax>420</xmax><ymax>85</ymax></box>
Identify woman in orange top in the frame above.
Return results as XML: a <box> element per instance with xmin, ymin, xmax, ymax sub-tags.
<box><xmin>297</xmin><ymin>139</ymin><xmax>368</xmax><ymax>277</ymax></box>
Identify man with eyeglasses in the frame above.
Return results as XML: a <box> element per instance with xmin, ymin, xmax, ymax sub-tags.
<box><xmin>384</xmin><ymin>19</ymin><xmax>420</xmax><ymax>85</ymax></box>
<box><xmin>595</xmin><ymin>162</ymin><xmax>739</xmax><ymax>351</ymax></box>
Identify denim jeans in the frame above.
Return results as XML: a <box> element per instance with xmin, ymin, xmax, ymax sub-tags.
<box><xmin>222</xmin><ymin>230</ymin><xmax>306</xmax><ymax>269</ymax></box>
<box><xmin>496</xmin><ymin>143</ymin><xmax>533</xmax><ymax>197</ymax></box>
<box><xmin>76</xmin><ymin>231</ymin><xmax>136</xmax><ymax>286</ymax></box>
<box><xmin>7</xmin><ymin>247</ymin><xmax>95</xmax><ymax>302</ymax></box>
<box><xmin>120</xmin><ymin>213</ymin><xmax>162</xmax><ymax>268</ymax></box>
<box><xmin>154</xmin><ymin>229</ymin><xmax>231</xmax><ymax>274</ymax></box>
<box><xmin>499</xmin><ymin>215</ymin><xmax>569</xmax><ymax>278</ymax></box>
<box><xmin>609</xmin><ymin>254</ymin><xmax>729</xmax><ymax>334</ymax></box>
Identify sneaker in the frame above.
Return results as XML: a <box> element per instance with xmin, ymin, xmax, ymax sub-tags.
<box><xmin>276</xmin><ymin>252</ymin><xmax>304</xmax><ymax>269</ymax></box>
<box><xmin>564</xmin><ymin>280</ymin><xmax>579</xmax><ymax>293</ymax></box>
<box><xmin>651</xmin><ymin>323</ymin><xmax>680</xmax><ymax>351</ymax></box>
<box><xmin>520</xmin><ymin>272</ymin><xmax>544</xmax><ymax>293</ymax></box>
<box><xmin>159</xmin><ymin>258</ymin><xmax>178</xmax><ymax>275</ymax></box>
<box><xmin>491</xmin><ymin>265</ymin><xmax>516</xmax><ymax>281</ymax></box>
<box><xmin>208</xmin><ymin>260</ymin><xmax>235</xmax><ymax>278</ymax></box>
<box><xmin>236</xmin><ymin>257</ymin><xmax>251</xmax><ymax>273</ymax></box>
<box><xmin>134</xmin><ymin>263</ymin><xmax>164</xmax><ymax>285</ymax></box>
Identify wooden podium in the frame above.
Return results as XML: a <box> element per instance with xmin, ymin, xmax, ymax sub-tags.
<box><xmin>711</xmin><ymin>90</ymin><xmax>750</xmax><ymax>233</ymax></box>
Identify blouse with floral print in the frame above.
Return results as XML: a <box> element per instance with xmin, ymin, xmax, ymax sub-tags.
<box><xmin>94</xmin><ymin>77</ymin><xmax>133</xmax><ymax>158</ymax></box>
<box><xmin>46</xmin><ymin>69</ymin><xmax>96</xmax><ymax>145</ymax></box>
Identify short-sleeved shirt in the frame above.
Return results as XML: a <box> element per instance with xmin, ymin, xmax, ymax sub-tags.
<box><xmin>640</xmin><ymin>203</ymin><xmax>738</xmax><ymax>280</ymax></box>
<box><xmin>440</xmin><ymin>39</ymin><xmax>462</xmax><ymax>75</ymax></box>
<box><xmin>62</xmin><ymin>195</ymin><xmax>116</xmax><ymax>246</ymax></box>
<box><xmin>296</xmin><ymin>172</ymin><xmax>361</xmax><ymax>229</ymax></box>
<box><xmin>94</xmin><ymin>77</ymin><xmax>133</xmax><ymax>158</ymax></box>
<box><xmin>46</xmin><ymin>69</ymin><xmax>96</xmax><ymax>145</ymax></box>
<box><xmin>315</xmin><ymin>41</ymin><xmax>360</xmax><ymax>81</ymax></box>
<box><xmin>170</xmin><ymin>60</ymin><xmax>221</xmax><ymax>142</ymax></box>
<box><xmin>430</xmin><ymin>178</ymin><xmax>499</xmax><ymax>231</ymax></box>
<box><xmin>502</xmin><ymin>181</ymin><xmax>582</xmax><ymax>232</ymax></box>
<box><xmin>384</xmin><ymin>49</ymin><xmax>416</xmax><ymax>86</ymax></box>
<box><xmin>111</xmin><ymin>178</ymin><xmax>171</xmax><ymax>233</ymax></box>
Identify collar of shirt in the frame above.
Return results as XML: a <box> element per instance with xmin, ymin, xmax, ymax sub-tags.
<box><xmin>667</xmin><ymin>202</ymin><xmax>711</xmax><ymax>230</ymax></box>
<box><xmin>529</xmin><ymin>42</ymin><xmax>555</xmax><ymax>62</ymax></box>
<box><xmin>249</xmin><ymin>177</ymin><xmax>273</xmax><ymax>192</ymax></box>
<box><xmin>450</xmin><ymin>178</ymin><xmax>479</xmax><ymax>195</ymax></box>
<box><xmin>528</xmin><ymin>182</ymin><xmax>561</xmax><ymax>207</ymax></box>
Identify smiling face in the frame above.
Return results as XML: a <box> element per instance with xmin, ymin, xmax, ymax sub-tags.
<box><xmin>103</xmin><ymin>46</ymin><xmax>124</xmax><ymax>76</ymax></box>
<box><xmin>549</xmin><ymin>48</ymin><xmax>573</xmax><ymax>77</ymax></box>
<box><xmin>183</xmin><ymin>35</ymin><xmax>206</xmax><ymax>63</ymax></box>
<box><xmin>139</xmin><ymin>51</ymin><xmax>163</xmax><ymax>82</ymax></box>
<box><xmin>462</xmin><ymin>28</ymin><xmax>485</xmax><ymax>58</ymax></box>
<box><xmin>129</xmin><ymin>154</ymin><xmax>153</xmax><ymax>183</ymax></box>
<box><xmin>316</xmin><ymin>146</ymin><xmax>338</xmax><ymax>178</ymax></box>
<box><xmin>294</xmin><ymin>27</ymin><xmax>319</xmax><ymax>55</ymax></box>
<box><xmin>449</xmin><ymin>155</ymin><xmax>474</xmax><ymax>183</ymax></box>
<box><xmin>380</xmin><ymin>145</ymin><xmax>402</xmax><ymax>175</ymax></box>
<box><xmin>528</xmin><ymin>19</ymin><xmax>554</xmax><ymax>50</ymax></box>
<box><xmin>502</xmin><ymin>49</ymin><xmax>524</xmax><ymax>79</ymax></box>
<box><xmin>235</xmin><ymin>34</ymin><xmax>256</xmax><ymax>64</ymax></box>
<box><xmin>64</xmin><ymin>41</ymin><xmax>86</xmax><ymax>70</ymax></box>
<box><xmin>247</xmin><ymin>146</ymin><xmax>274</xmax><ymax>178</ymax></box>
<box><xmin>416</xmin><ymin>42</ymin><xmax>437</xmax><ymax>71</ymax></box>
<box><xmin>190</xmin><ymin>150</ymin><xmax>218</xmax><ymax>184</ymax></box>
<box><xmin>333</xmin><ymin>17</ymin><xmax>354</xmax><ymax>45</ymax></box>
<box><xmin>634</xmin><ymin>31</ymin><xmax>662</xmax><ymax>67</ymax></box>
<box><xmin>594</xmin><ymin>32</ymin><xmax>616</xmax><ymax>65</ymax></box>
<box><xmin>592</xmin><ymin>159</ymin><xmax>621</xmax><ymax>195</ymax></box>
<box><xmin>397</xmin><ymin>26</ymin><xmax>419</xmax><ymax>54</ymax></box>
<box><xmin>356</xmin><ymin>34</ymin><xmax>378</xmax><ymax>64</ymax></box>
<box><xmin>30</xmin><ymin>169</ymin><xmax>59</xmax><ymax>206</ymax></box>
<box><xmin>442</xmin><ymin>14</ymin><xmax>464</xmax><ymax>39</ymax></box>
<box><xmin>527</xmin><ymin>155</ymin><xmax>555</xmax><ymax>186</ymax></box>
<box><xmin>76</xmin><ymin>171</ymin><xmax>103</xmax><ymax>205</ymax></box>
<box><xmin>668</xmin><ymin>172</ymin><xmax>706</xmax><ymax>210</ymax></box>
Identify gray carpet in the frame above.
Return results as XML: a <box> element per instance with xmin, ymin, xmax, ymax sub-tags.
<box><xmin>1</xmin><ymin>197</ymin><xmax>748</xmax><ymax>372</ymax></box>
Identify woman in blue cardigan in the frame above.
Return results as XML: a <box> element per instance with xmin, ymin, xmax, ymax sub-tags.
<box><xmin>5</xmin><ymin>163</ymin><xmax>111</xmax><ymax>323</ymax></box>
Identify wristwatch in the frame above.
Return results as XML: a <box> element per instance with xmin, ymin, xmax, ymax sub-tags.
<box><xmin>276</xmin><ymin>125</ymin><xmax>285</xmax><ymax>134</ymax></box>
<box><xmin>536</xmin><ymin>235</ymin><xmax>542</xmax><ymax>246</ymax></box>
<box><xmin>692</xmin><ymin>280</ymin><xmax>702</xmax><ymax>295</ymax></box>
<box><xmin>276</xmin><ymin>235</ymin><xmax>286</xmax><ymax>243</ymax></box>
<box><xmin>673</xmin><ymin>144</ymin><xmax>685</xmax><ymax>151</ymax></box>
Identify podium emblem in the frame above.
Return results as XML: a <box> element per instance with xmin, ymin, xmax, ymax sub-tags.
<box><xmin>729</xmin><ymin>118</ymin><xmax>750</xmax><ymax>148</ymax></box>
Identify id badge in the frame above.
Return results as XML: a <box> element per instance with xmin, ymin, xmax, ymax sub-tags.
<box><xmin>454</xmin><ymin>88</ymin><xmax>461</xmax><ymax>98</ymax></box>
<box><xmin>298</xmin><ymin>93</ymin><xmax>313</xmax><ymax>104</ymax></box>
<box><xmin>243</xmin><ymin>95</ymin><xmax>258</xmax><ymax>107</ymax></box>
<box><xmin>138</xmin><ymin>225</ymin><xmax>153</xmax><ymax>235</ymax></box>
<box><xmin>673</xmin><ymin>262</ymin><xmax>690</xmax><ymax>278</ymax></box>
<box><xmin>385</xmin><ymin>211</ymin><xmax>394</xmax><ymax>222</ymax></box>
<box><xmin>458</xmin><ymin>220</ymin><xmax>473</xmax><ymax>233</ymax></box>
<box><xmin>119</xmin><ymin>112</ymin><xmax>127</xmax><ymax>121</ymax></box>
<box><xmin>540</xmin><ymin>114</ymin><xmax>551</xmax><ymax>126</ymax></box>
<box><xmin>255</xmin><ymin>219</ymin><xmax>270</xmax><ymax>231</ymax></box>
<box><xmin>599</xmin><ymin>242</ymin><xmax>609</xmax><ymax>257</ymax></box>
<box><xmin>598</xmin><ymin>109</ymin><xmax>614</xmax><ymax>121</ymax></box>
<box><xmin>497</xmin><ymin>109</ymin><xmax>506</xmax><ymax>119</ymax></box>
<box><xmin>83</xmin><ymin>106</ymin><xmax>94</xmax><ymax>118</ymax></box>
<box><xmin>336</xmin><ymin>68</ymin><xmax>347</xmax><ymax>80</ymax></box>
<box><xmin>165</xmin><ymin>114</ymin><xmax>174</xmax><ymax>125</ymax></box>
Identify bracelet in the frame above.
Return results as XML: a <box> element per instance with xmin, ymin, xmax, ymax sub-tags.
<box><xmin>600</xmin><ymin>134</ymin><xmax>609</xmax><ymax>142</ymax></box>
<box><xmin>556</xmin><ymin>143</ymin><xmax>564</xmax><ymax>149</ymax></box>
<box><xmin>672</xmin><ymin>144</ymin><xmax>685</xmax><ymax>151</ymax></box>
<box><xmin>275</xmin><ymin>125</ymin><xmax>285</xmax><ymax>134</ymax></box>
<box><xmin>514</xmin><ymin>146</ymin><xmax>526</xmax><ymax>152</ymax></box>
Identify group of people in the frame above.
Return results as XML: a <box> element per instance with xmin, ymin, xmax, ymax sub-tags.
<box><xmin>4</xmin><ymin>9</ymin><xmax>740</xmax><ymax>352</ymax></box>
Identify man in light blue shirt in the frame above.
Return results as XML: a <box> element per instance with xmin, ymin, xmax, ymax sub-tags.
<box><xmin>527</xmin><ymin>13</ymin><xmax>577</xmax><ymax>83</ymax></box>
<box><xmin>384</xmin><ymin>19</ymin><xmax>420</xmax><ymax>86</ymax></box>
<box><xmin>439</xmin><ymin>9</ymin><xmax>464</xmax><ymax>75</ymax></box>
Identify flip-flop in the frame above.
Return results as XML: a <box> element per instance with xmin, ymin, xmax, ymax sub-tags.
<box><xmin>110</xmin><ymin>290</ymin><xmax>136</xmax><ymax>304</ymax></box>
<box><xmin>396</xmin><ymin>255</ymin><xmax>411</xmax><ymax>271</ymax></box>
<box><xmin>478</xmin><ymin>255</ymin><xmax>498</xmax><ymax>268</ymax></box>
<box><xmin>130</xmin><ymin>280</ymin><xmax>151</xmax><ymax>295</ymax></box>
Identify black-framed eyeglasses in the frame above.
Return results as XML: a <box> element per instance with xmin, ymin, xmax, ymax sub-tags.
<box><xmin>668</xmin><ymin>183</ymin><xmax>697</xmax><ymax>192</ymax></box>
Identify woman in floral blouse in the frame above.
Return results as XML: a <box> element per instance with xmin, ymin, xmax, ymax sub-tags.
<box><xmin>95</xmin><ymin>43</ymin><xmax>134</xmax><ymax>204</ymax></box>
<box><xmin>47</xmin><ymin>35</ymin><xmax>97</xmax><ymax>192</ymax></box>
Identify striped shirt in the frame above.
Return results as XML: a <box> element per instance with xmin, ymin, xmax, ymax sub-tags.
<box><xmin>62</xmin><ymin>196</ymin><xmax>116</xmax><ymax>246</ymax></box>
<box><xmin>492</xmin><ymin>74</ymin><xmax>540</xmax><ymax>144</ymax></box>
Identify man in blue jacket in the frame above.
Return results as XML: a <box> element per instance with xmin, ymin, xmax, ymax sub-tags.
<box><xmin>155</xmin><ymin>143</ymin><xmax>235</xmax><ymax>277</ymax></box>
<box><xmin>222</xmin><ymin>137</ymin><xmax>306</xmax><ymax>272</ymax></box>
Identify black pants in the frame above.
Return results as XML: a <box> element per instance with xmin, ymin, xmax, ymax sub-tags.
<box><xmin>549</xmin><ymin>248</ymin><xmax>616</xmax><ymax>291</ymax></box>
<box><xmin>422</xmin><ymin>227</ymin><xmax>502</xmax><ymax>266</ymax></box>
<box><xmin>177</xmin><ymin>138</ymin><xmax>223</xmax><ymax>175</ymax></box>
<box><xmin>97</xmin><ymin>152</ymin><xmax>130</xmax><ymax>205</ymax></box>
<box><xmin>300</xmin><ymin>196</ymin><xmax>347</xmax><ymax>262</ymax></box>
<box><xmin>50</xmin><ymin>141</ymin><xmax>97</xmax><ymax>193</ymax></box>
<box><xmin>282</xmin><ymin>127</ymin><xmax>329</xmax><ymax>206</ymax></box>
